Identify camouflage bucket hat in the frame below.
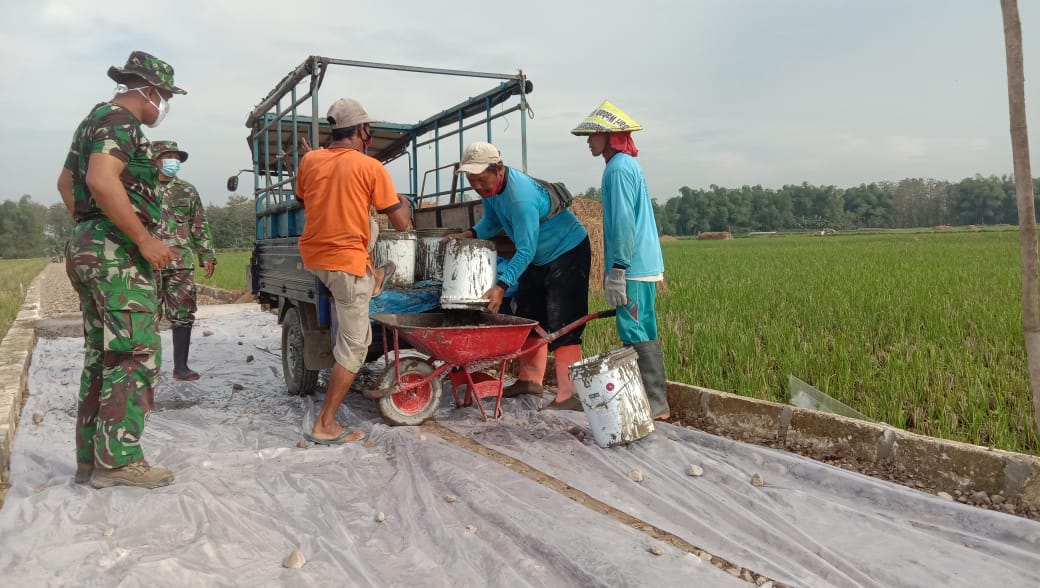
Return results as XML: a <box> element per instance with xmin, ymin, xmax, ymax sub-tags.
<box><xmin>151</xmin><ymin>140</ymin><xmax>188</xmax><ymax>162</ymax></box>
<box><xmin>107</xmin><ymin>50</ymin><xmax>186</xmax><ymax>95</ymax></box>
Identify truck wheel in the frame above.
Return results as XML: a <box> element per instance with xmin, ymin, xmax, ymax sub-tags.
<box><xmin>377</xmin><ymin>356</ymin><xmax>442</xmax><ymax>426</ymax></box>
<box><xmin>282</xmin><ymin>306</ymin><xmax>319</xmax><ymax>395</ymax></box>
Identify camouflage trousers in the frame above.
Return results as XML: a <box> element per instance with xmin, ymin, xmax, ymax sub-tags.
<box><xmin>65</xmin><ymin>219</ymin><xmax>161</xmax><ymax>469</ymax></box>
<box><xmin>158</xmin><ymin>267</ymin><xmax>198</xmax><ymax>328</ymax></box>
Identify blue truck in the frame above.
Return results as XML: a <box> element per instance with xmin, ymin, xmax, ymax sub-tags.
<box><xmin>230</xmin><ymin>56</ymin><xmax>531</xmax><ymax>423</ymax></box>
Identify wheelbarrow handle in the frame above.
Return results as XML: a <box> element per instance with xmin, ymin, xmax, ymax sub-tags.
<box><xmin>533</xmin><ymin>309</ymin><xmax>617</xmax><ymax>344</ymax></box>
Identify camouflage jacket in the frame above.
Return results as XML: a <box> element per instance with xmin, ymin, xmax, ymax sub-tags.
<box><xmin>157</xmin><ymin>177</ymin><xmax>215</xmax><ymax>269</ymax></box>
<box><xmin>63</xmin><ymin>102</ymin><xmax>160</xmax><ymax>233</ymax></box>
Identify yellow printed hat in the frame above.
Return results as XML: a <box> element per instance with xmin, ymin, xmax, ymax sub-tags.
<box><xmin>570</xmin><ymin>100</ymin><xmax>643</xmax><ymax>135</ymax></box>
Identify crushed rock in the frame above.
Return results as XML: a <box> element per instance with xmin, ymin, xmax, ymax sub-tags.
<box><xmin>283</xmin><ymin>549</ymin><xmax>306</xmax><ymax>569</ymax></box>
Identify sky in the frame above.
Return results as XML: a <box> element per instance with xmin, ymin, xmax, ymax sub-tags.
<box><xmin>1</xmin><ymin>0</ymin><xmax>1038</xmax><ymax>208</ymax></box>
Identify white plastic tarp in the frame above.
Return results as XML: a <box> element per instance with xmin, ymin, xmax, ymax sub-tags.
<box><xmin>0</xmin><ymin>305</ymin><xmax>1038</xmax><ymax>587</ymax></box>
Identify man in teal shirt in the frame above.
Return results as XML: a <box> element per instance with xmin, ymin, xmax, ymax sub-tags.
<box><xmin>448</xmin><ymin>142</ymin><xmax>591</xmax><ymax>410</ymax></box>
<box><xmin>573</xmin><ymin>100</ymin><xmax>669</xmax><ymax>420</ymax></box>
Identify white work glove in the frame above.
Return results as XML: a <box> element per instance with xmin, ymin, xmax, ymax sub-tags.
<box><xmin>604</xmin><ymin>267</ymin><xmax>628</xmax><ymax>307</ymax></box>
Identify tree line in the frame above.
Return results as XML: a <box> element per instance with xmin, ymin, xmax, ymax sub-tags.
<box><xmin>2</xmin><ymin>175</ymin><xmax>1039</xmax><ymax>259</ymax></box>
<box><xmin>635</xmin><ymin>175</ymin><xmax>1040</xmax><ymax>235</ymax></box>
<box><xmin>0</xmin><ymin>194</ymin><xmax>256</xmax><ymax>260</ymax></box>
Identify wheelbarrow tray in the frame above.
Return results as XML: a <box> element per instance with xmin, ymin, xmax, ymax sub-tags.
<box><xmin>371</xmin><ymin>311</ymin><xmax>539</xmax><ymax>366</ymax></box>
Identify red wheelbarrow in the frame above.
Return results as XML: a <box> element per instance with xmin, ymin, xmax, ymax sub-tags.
<box><xmin>364</xmin><ymin>309</ymin><xmax>616</xmax><ymax>425</ymax></box>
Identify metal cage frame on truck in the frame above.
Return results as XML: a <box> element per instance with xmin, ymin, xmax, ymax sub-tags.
<box><xmin>239</xmin><ymin>55</ymin><xmax>533</xmax><ymax>407</ymax></box>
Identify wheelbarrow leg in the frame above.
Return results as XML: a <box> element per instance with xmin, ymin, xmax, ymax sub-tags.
<box><xmin>448</xmin><ymin>367</ymin><xmax>470</xmax><ymax>407</ymax></box>
<box><xmin>491</xmin><ymin>360</ymin><xmax>505</xmax><ymax>419</ymax></box>
<box><xmin>455</xmin><ymin>369</ymin><xmax>505</xmax><ymax>421</ymax></box>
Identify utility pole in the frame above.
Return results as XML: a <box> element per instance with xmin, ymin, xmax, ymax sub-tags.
<box><xmin>1000</xmin><ymin>0</ymin><xmax>1040</xmax><ymax>447</ymax></box>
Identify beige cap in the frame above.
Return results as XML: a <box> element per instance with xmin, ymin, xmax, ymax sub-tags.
<box><xmin>456</xmin><ymin>141</ymin><xmax>502</xmax><ymax>174</ymax></box>
<box><xmin>326</xmin><ymin>98</ymin><xmax>372</xmax><ymax>129</ymax></box>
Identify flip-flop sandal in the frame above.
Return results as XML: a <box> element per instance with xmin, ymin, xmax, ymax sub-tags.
<box><xmin>303</xmin><ymin>429</ymin><xmax>365</xmax><ymax>445</ymax></box>
<box><xmin>372</xmin><ymin>261</ymin><xmax>396</xmax><ymax>297</ymax></box>
<box><xmin>541</xmin><ymin>395</ymin><xmax>583</xmax><ymax>412</ymax></box>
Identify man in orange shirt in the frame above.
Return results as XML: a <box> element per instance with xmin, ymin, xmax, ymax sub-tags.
<box><xmin>297</xmin><ymin>98</ymin><xmax>411</xmax><ymax>444</ymax></box>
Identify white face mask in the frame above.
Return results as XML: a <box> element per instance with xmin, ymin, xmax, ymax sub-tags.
<box><xmin>127</xmin><ymin>86</ymin><xmax>169</xmax><ymax>128</ymax></box>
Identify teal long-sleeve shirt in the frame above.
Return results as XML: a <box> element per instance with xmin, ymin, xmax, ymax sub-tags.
<box><xmin>473</xmin><ymin>167</ymin><xmax>588</xmax><ymax>288</ymax></box>
<box><xmin>601</xmin><ymin>153</ymin><xmax>664</xmax><ymax>278</ymax></box>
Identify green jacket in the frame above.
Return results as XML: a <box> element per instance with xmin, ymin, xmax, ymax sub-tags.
<box><xmin>158</xmin><ymin>177</ymin><xmax>215</xmax><ymax>269</ymax></box>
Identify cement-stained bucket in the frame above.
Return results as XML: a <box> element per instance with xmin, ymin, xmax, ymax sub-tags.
<box><xmin>415</xmin><ymin>228</ymin><xmax>456</xmax><ymax>282</ymax></box>
<box><xmin>569</xmin><ymin>347</ymin><xmax>655</xmax><ymax>448</ymax></box>
<box><xmin>372</xmin><ymin>230</ymin><xmax>416</xmax><ymax>287</ymax></box>
<box><xmin>441</xmin><ymin>238</ymin><xmax>496</xmax><ymax>310</ymax></box>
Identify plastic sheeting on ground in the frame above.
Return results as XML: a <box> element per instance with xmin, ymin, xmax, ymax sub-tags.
<box><xmin>1</xmin><ymin>305</ymin><xmax>1038</xmax><ymax>587</ymax></box>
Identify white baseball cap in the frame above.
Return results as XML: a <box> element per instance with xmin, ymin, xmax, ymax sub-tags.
<box><xmin>456</xmin><ymin>141</ymin><xmax>502</xmax><ymax>174</ymax></box>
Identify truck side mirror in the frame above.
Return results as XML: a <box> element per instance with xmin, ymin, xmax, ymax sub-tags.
<box><xmin>227</xmin><ymin>176</ymin><xmax>239</xmax><ymax>192</ymax></box>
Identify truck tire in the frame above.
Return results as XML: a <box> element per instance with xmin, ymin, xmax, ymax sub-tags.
<box><xmin>282</xmin><ymin>306</ymin><xmax>319</xmax><ymax>395</ymax></box>
<box><xmin>377</xmin><ymin>356</ymin><xmax>443</xmax><ymax>426</ymax></box>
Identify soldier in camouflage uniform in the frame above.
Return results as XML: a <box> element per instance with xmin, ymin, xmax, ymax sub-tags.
<box><xmin>151</xmin><ymin>140</ymin><xmax>216</xmax><ymax>381</ymax></box>
<box><xmin>56</xmin><ymin>51</ymin><xmax>185</xmax><ymax>490</ymax></box>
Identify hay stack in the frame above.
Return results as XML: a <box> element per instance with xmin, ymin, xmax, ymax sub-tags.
<box><xmin>570</xmin><ymin>199</ymin><xmax>604</xmax><ymax>293</ymax></box>
<box><xmin>697</xmin><ymin>231</ymin><xmax>733</xmax><ymax>240</ymax></box>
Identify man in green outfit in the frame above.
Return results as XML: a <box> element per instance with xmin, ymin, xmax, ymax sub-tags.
<box><xmin>151</xmin><ymin>140</ymin><xmax>216</xmax><ymax>381</ymax></box>
<box><xmin>57</xmin><ymin>51</ymin><xmax>185</xmax><ymax>489</ymax></box>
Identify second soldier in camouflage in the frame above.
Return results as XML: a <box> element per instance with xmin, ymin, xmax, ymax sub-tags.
<box><xmin>152</xmin><ymin>140</ymin><xmax>216</xmax><ymax>381</ymax></box>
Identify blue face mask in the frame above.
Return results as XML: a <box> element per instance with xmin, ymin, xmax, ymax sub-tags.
<box><xmin>161</xmin><ymin>158</ymin><xmax>181</xmax><ymax>177</ymax></box>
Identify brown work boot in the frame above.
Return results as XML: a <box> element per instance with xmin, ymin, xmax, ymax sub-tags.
<box><xmin>89</xmin><ymin>459</ymin><xmax>174</xmax><ymax>489</ymax></box>
<box><xmin>502</xmin><ymin>379</ymin><xmax>544</xmax><ymax>398</ymax></box>
<box><xmin>75</xmin><ymin>463</ymin><xmax>94</xmax><ymax>484</ymax></box>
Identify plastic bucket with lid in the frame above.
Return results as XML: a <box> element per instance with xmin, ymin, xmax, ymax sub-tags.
<box><xmin>440</xmin><ymin>238</ymin><xmax>496</xmax><ymax>310</ymax></box>
<box><xmin>372</xmin><ymin>230</ymin><xmax>416</xmax><ymax>287</ymax></box>
<box><xmin>569</xmin><ymin>347</ymin><xmax>655</xmax><ymax>448</ymax></box>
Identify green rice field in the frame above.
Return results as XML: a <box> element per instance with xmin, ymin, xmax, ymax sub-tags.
<box><xmin>196</xmin><ymin>232</ymin><xmax>1039</xmax><ymax>453</ymax></box>
<box><xmin>0</xmin><ymin>258</ymin><xmax>48</xmax><ymax>341</ymax></box>
<box><xmin>581</xmin><ymin>229</ymin><xmax>1039</xmax><ymax>454</ymax></box>
<box><xmin>195</xmin><ymin>250</ymin><xmax>251</xmax><ymax>291</ymax></box>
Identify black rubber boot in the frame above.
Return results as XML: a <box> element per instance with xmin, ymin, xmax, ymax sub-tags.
<box><xmin>630</xmin><ymin>340</ymin><xmax>669</xmax><ymax>419</ymax></box>
<box><xmin>172</xmin><ymin>326</ymin><xmax>200</xmax><ymax>381</ymax></box>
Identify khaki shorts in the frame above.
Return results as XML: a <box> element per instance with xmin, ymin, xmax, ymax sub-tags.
<box><xmin>310</xmin><ymin>268</ymin><xmax>375</xmax><ymax>372</ymax></box>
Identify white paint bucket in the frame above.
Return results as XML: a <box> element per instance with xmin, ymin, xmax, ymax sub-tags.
<box><xmin>415</xmin><ymin>229</ymin><xmax>455</xmax><ymax>282</ymax></box>
<box><xmin>440</xmin><ymin>238</ymin><xmax>496</xmax><ymax>310</ymax></box>
<box><xmin>372</xmin><ymin>230</ymin><xmax>416</xmax><ymax>287</ymax></box>
<box><xmin>569</xmin><ymin>347</ymin><xmax>655</xmax><ymax>448</ymax></box>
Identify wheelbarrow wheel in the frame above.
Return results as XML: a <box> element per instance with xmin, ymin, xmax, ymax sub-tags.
<box><xmin>377</xmin><ymin>356</ymin><xmax>443</xmax><ymax>426</ymax></box>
